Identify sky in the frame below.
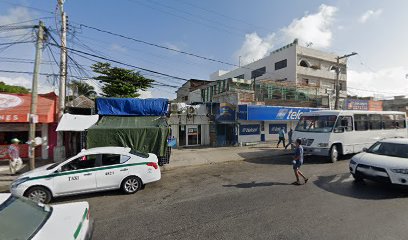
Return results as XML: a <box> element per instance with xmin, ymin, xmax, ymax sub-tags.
<box><xmin>0</xmin><ymin>0</ymin><xmax>407</xmax><ymax>100</ymax></box>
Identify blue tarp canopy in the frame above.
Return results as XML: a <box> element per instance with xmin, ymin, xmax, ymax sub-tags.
<box><xmin>96</xmin><ymin>98</ymin><xmax>168</xmax><ymax>116</ymax></box>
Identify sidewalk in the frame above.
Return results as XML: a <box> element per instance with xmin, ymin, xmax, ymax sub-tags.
<box><xmin>0</xmin><ymin>159</ymin><xmax>52</xmax><ymax>193</ymax></box>
<box><xmin>162</xmin><ymin>144</ymin><xmax>292</xmax><ymax>171</ymax></box>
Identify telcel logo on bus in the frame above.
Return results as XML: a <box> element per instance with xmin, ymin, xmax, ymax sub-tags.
<box><xmin>276</xmin><ymin>109</ymin><xmax>304</xmax><ymax>120</ymax></box>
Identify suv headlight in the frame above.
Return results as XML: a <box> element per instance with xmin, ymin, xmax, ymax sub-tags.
<box><xmin>391</xmin><ymin>169</ymin><xmax>408</xmax><ymax>174</ymax></box>
<box><xmin>350</xmin><ymin>159</ymin><xmax>357</xmax><ymax>165</ymax></box>
<box><xmin>318</xmin><ymin>143</ymin><xmax>328</xmax><ymax>147</ymax></box>
<box><xmin>11</xmin><ymin>177</ymin><xmax>29</xmax><ymax>188</ymax></box>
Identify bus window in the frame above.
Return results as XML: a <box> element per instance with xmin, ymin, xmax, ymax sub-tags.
<box><xmin>354</xmin><ymin>114</ymin><xmax>368</xmax><ymax>131</ymax></box>
<box><xmin>369</xmin><ymin>114</ymin><xmax>382</xmax><ymax>130</ymax></box>
<box><xmin>382</xmin><ymin>114</ymin><xmax>395</xmax><ymax>129</ymax></box>
<box><xmin>395</xmin><ymin>114</ymin><xmax>406</xmax><ymax>129</ymax></box>
<box><xmin>334</xmin><ymin>116</ymin><xmax>353</xmax><ymax>132</ymax></box>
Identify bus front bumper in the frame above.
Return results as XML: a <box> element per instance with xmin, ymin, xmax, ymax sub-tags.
<box><xmin>303</xmin><ymin>146</ymin><xmax>330</xmax><ymax>156</ymax></box>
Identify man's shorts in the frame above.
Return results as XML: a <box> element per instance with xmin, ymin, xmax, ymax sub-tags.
<box><xmin>292</xmin><ymin>160</ymin><xmax>303</xmax><ymax>170</ymax></box>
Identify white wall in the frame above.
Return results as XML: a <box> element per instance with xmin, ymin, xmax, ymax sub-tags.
<box><xmin>210</xmin><ymin>44</ymin><xmax>297</xmax><ymax>82</ymax></box>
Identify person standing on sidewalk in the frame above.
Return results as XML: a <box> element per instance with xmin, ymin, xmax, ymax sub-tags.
<box><xmin>8</xmin><ymin>138</ymin><xmax>23</xmax><ymax>175</ymax></box>
<box><xmin>285</xmin><ymin>128</ymin><xmax>293</xmax><ymax>150</ymax></box>
<box><xmin>292</xmin><ymin>139</ymin><xmax>308</xmax><ymax>185</ymax></box>
<box><xmin>276</xmin><ymin>127</ymin><xmax>286</xmax><ymax>148</ymax></box>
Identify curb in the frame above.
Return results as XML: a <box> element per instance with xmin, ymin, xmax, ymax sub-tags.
<box><xmin>162</xmin><ymin>151</ymin><xmax>292</xmax><ymax>171</ymax></box>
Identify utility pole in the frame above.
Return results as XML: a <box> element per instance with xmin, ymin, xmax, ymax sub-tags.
<box><xmin>54</xmin><ymin>0</ymin><xmax>67</xmax><ymax>162</ymax></box>
<box><xmin>334</xmin><ymin>52</ymin><xmax>357</xmax><ymax>110</ymax></box>
<box><xmin>29</xmin><ymin>21</ymin><xmax>45</xmax><ymax>170</ymax></box>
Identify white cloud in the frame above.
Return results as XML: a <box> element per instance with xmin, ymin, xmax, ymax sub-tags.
<box><xmin>0</xmin><ymin>76</ymin><xmax>54</xmax><ymax>94</ymax></box>
<box><xmin>235</xmin><ymin>4</ymin><xmax>337</xmax><ymax>65</ymax></box>
<box><xmin>0</xmin><ymin>7</ymin><xmax>35</xmax><ymax>39</ymax></box>
<box><xmin>281</xmin><ymin>4</ymin><xmax>337</xmax><ymax>49</ymax></box>
<box><xmin>235</xmin><ymin>32</ymin><xmax>275</xmax><ymax>65</ymax></box>
<box><xmin>359</xmin><ymin>9</ymin><xmax>383</xmax><ymax>23</ymax></box>
<box><xmin>138</xmin><ymin>90</ymin><xmax>152</xmax><ymax>99</ymax></box>
<box><xmin>348</xmin><ymin>66</ymin><xmax>408</xmax><ymax>98</ymax></box>
<box><xmin>110</xmin><ymin>43</ymin><xmax>127</xmax><ymax>53</ymax></box>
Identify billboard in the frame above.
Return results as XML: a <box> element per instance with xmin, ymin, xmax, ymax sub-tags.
<box><xmin>344</xmin><ymin>99</ymin><xmax>383</xmax><ymax>111</ymax></box>
<box><xmin>237</xmin><ymin>105</ymin><xmax>319</xmax><ymax>121</ymax></box>
<box><xmin>239</xmin><ymin>124</ymin><xmax>260</xmax><ymax>135</ymax></box>
<box><xmin>344</xmin><ymin>99</ymin><xmax>368</xmax><ymax>110</ymax></box>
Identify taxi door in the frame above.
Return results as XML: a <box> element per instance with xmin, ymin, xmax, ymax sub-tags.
<box><xmin>95</xmin><ymin>154</ymin><xmax>130</xmax><ymax>189</ymax></box>
<box><xmin>52</xmin><ymin>154</ymin><xmax>99</xmax><ymax>195</ymax></box>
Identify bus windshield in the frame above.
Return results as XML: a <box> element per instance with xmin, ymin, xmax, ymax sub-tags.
<box><xmin>295</xmin><ymin>115</ymin><xmax>337</xmax><ymax>133</ymax></box>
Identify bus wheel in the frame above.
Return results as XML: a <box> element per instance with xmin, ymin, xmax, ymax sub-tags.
<box><xmin>330</xmin><ymin>145</ymin><xmax>339</xmax><ymax>163</ymax></box>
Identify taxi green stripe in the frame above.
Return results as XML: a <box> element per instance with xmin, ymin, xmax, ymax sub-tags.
<box><xmin>27</xmin><ymin>162</ymin><xmax>152</xmax><ymax>181</ymax></box>
<box><xmin>74</xmin><ymin>208</ymin><xmax>88</xmax><ymax>239</ymax></box>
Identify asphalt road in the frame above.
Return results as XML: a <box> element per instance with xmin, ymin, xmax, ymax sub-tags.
<box><xmin>55</xmin><ymin>155</ymin><xmax>408</xmax><ymax>240</ymax></box>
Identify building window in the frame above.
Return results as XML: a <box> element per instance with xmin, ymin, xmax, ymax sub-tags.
<box><xmin>330</xmin><ymin>66</ymin><xmax>338</xmax><ymax>72</ymax></box>
<box><xmin>299</xmin><ymin>60</ymin><xmax>310</xmax><ymax>68</ymax></box>
<box><xmin>182</xmin><ymin>96</ymin><xmax>188</xmax><ymax>101</ymax></box>
<box><xmin>251</xmin><ymin>67</ymin><xmax>266</xmax><ymax>79</ymax></box>
<box><xmin>302</xmin><ymin>78</ymin><xmax>309</xmax><ymax>86</ymax></box>
<box><xmin>235</xmin><ymin>74</ymin><xmax>245</xmax><ymax>79</ymax></box>
<box><xmin>275</xmin><ymin>59</ymin><xmax>287</xmax><ymax>70</ymax></box>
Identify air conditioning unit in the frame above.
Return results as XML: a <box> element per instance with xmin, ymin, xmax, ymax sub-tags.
<box><xmin>187</xmin><ymin>106</ymin><xmax>197</xmax><ymax>115</ymax></box>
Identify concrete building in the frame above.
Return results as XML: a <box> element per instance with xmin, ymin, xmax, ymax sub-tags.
<box><xmin>383</xmin><ymin>96</ymin><xmax>408</xmax><ymax>115</ymax></box>
<box><xmin>175</xmin><ymin>79</ymin><xmax>211</xmax><ymax>104</ymax></box>
<box><xmin>210</xmin><ymin>40</ymin><xmax>348</xmax><ymax>108</ymax></box>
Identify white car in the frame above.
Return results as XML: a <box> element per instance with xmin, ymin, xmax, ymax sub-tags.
<box><xmin>349</xmin><ymin>138</ymin><xmax>408</xmax><ymax>185</ymax></box>
<box><xmin>0</xmin><ymin>193</ymin><xmax>93</xmax><ymax>240</ymax></box>
<box><xmin>11</xmin><ymin>147</ymin><xmax>161</xmax><ymax>203</ymax></box>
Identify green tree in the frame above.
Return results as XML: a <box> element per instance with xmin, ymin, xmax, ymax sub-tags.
<box><xmin>0</xmin><ymin>82</ymin><xmax>29</xmax><ymax>94</ymax></box>
<box><xmin>91</xmin><ymin>62</ymin><xmax>154</xmax><ymax>98</ymax></box>
<box><xmin>69</xmin><ymin>80</ymin><xmax>96</xmax><ymax>98</ymax></box>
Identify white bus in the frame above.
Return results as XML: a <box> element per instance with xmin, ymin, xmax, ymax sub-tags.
<box><xmin>292</xmin><ymin>110</ymin><xmax>407</xmax><ymax>162</ymax></box>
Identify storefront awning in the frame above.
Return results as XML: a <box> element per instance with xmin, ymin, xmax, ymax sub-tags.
<box><xmin>0</xmin><ymin>93</ymin><xmax>57</xmax><ymax>123</ymax></box>
<box><xmin>56</xmin><ymin>114</ymin><xmax>99</xmax><ymax>131</ymax></box>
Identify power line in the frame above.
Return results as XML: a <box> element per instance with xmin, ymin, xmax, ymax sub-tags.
<box><xmin>0</xmin><ymin>41</ymin><xmax>35</xmax><ymax>46</ymax></box>
<box><xmin>49</xmin><ymin>42</ymin><xmax>189</xmax><ymax>82</ymax></box>
<box><xmin>0</xmin><ymin>17</ymin><xmax>53</xmax><ymax>27</ymax></box>
<box><xmin>75</xmin><ymin>23</ymin><xmax>281</xmax><ymax>80</ymax></box>
<box><xmin>78</xmin><ymin>23</ymin><xmax>239</xmax><ymax>68</ymax></box>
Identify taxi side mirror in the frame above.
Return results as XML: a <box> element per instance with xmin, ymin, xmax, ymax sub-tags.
<box><xmin>55</xmin><ymin>167</ymin><xmax>62</xmax><ymax>173</ymax></box>
<box><xmin>363</xmin><ymin>147</ymin><xmax>368</xmax><ymax>152</ymax></box>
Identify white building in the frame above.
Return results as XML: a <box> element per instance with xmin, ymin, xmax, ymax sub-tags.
<box><xmin>210</xmin><ymin>40</ymin><xmax>347</xmax><ymax>107</ymax></box>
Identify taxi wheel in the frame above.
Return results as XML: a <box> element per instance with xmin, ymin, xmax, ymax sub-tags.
<box><xmin>121</xmin><ymin>176</ymin><xmax>142</xmax><ymax>194</ymax></box>
<box><xmin>25</xmin><ymin>186</ymin><xmax>52</xmax><ymax>204</ymax></box>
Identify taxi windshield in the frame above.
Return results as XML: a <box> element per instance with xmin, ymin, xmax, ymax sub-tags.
<box><xmin>295</xmin><ymin>115</ymin><xmax>337</xmax><ymax>133</ymax></box>
<box><xmin>0</xmin><ymin>196</ymin><xmax>51</xmax><ymax>239</ymax></box>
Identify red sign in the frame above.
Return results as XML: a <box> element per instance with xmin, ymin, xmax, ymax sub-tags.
<box><xmin>0</xmin><ymin>93</ymin><xmax>57</xmax><ymax>123</ymax></box>
<box><xmin>368</xmin><ymin>100</ymin><xmax>383</xmax><ymax>111</ymax></box>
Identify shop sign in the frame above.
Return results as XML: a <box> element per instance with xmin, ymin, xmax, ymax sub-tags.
<box><xmin>344</xmin><ymin>99</ymin><xmax>368</xmax><ymax>110</ymax></box>
<box><xmin>269</xmin><ymin>124</ymin><xmax>287</xmax><ymax>134</ymax></box>
<box><xmin>216</xmin><ymin>103</ymin><xmax>236</xmax><ymax>122</ymax></box>
<box><xmin>239</xmin><ymin>124</ymin><xmax>260</xmax><ymax>135</ymax></box>
<box><xmin>238</xmin><ymin>105</ymin><xmax>319</xmax><ymax>121</ymax></box>
<box><xmin>0</xmin><ymin>94</ymin><xmax>23</xmax><ymax>109</ymax></box>
<box><xmin>0</xmin><ymin>114</ymin><xmax>20</xmax><ymax>122</ymax></box>
<box><xmin>368</xmin><ymin>100</ymin><xmax>383</xmax><ymax>111</ymax></box>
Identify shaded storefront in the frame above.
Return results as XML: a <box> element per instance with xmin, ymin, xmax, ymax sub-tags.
<box><xmin>0</xmin><ymin>93</ymin><xmax>58</xmax><ymax>160</ymax></box>
<box><xmin>237</xmin><ymin>105</ymin><xmax>321</xmax><ymax>144</ymax></box>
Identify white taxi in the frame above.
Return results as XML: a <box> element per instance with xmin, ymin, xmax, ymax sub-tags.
<box><xmin>0</xmin><ymin>193</ymin><xmax>93</xmax><ymax>240</ymax></box>
<box><xmin>10</xmin><ymin>147</ymin><xmax>161</xmax><ymax>203</ymax></box>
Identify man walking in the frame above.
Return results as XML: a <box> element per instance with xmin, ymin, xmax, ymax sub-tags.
<box><xmin>276</xmin><ymin>127</ymin><xmax>286</xmax><ymax>148</ymax></box>
<box><xmin>292</xmin><ymin>139</ymin><xmax>308</xmax><ymax>185</ymax></box>
<box><xmin>285</xmin><ymin>128</ymin><xmax>293</xmax><ymax>150</ymax></box>
<box><xmin>8</xmin><ymin>138</ymin><xmax>23</xmax><ymax>175</ymax></box>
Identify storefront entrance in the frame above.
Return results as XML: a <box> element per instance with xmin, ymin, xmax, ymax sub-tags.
<box><xmin>179</xmin><ymin>125</ymin><xmax>202</xmax><ymax>146</ymax></box>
